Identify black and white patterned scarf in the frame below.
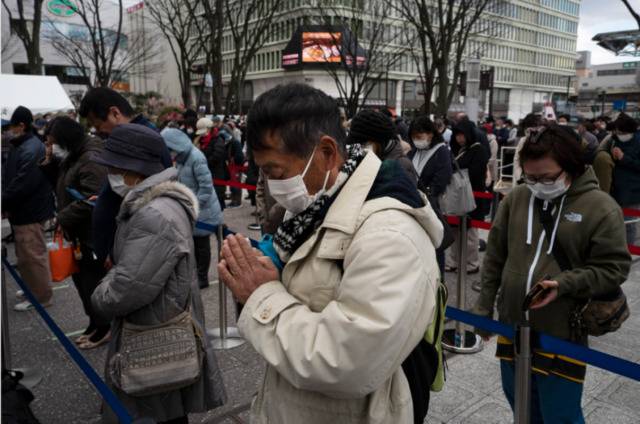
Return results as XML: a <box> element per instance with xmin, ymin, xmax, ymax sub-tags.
<box><xmin>273</xmin><ymin>144</ymin><xmax>366</xmax><ymax>262</ymax></box>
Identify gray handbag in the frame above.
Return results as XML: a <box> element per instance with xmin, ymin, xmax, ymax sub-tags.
<box><xmin>440</xmin><ymin>160</ymin><xmax>476</xmax><ymax>216</ymax></box>
<box><xmin>109</xmin><ymin>303</ymin><xmax>203</xmax><ymax>397</ymax></box>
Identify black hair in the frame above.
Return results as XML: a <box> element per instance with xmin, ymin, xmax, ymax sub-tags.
<box><xmin>44</xmin><ymin>116</ymin><xmax>86</xmax><ymax>152</ymax></box>
<box><xmin>614</xmin><ymin>112</ymin><xmax>639</xmax><ymax>134</ymax></box>
<box><xmin>579</xmin><ymin>119</ymin><xmax>595</xmax><ymax>133</ymax></box>
<box><xmin>409</xmin><ymin>115</ymin><xmax>445</xmax><ymax>146</ymax></box>
<box><xmin>517</xmin><ymin>113</ymin><xmax>541</xmax><ymax>137</ymax></box>
<box><xmin>519</xmin><ymin>123</ymin><xmax>585</xmax><ymax>179</ymax></box>
<box><xmin>558</xmin><ymin>113</ymin><xmax>571</xmax><ymax>122</ymax></box>
<box><xmin>78</xmin><ymin>87</ymin><xmax>134</xmax><ymax>120</ymax></box>
<box><xmin>246</xmin><ymin>83</ymin><xmax>346</xmax><ymax>158</ymax></box>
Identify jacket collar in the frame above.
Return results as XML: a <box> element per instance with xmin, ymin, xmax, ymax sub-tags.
<box><xmin>320</xmin><ymin>151</ymin><xmax>381</xmax><ymax>235</ymax></box>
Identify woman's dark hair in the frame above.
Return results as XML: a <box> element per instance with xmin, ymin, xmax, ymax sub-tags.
<box><xmin>44</xmin><ymin>116</ymin><xmax>86</xmax><ymax>152</ymax></box>
<box><xmin>614</xmin><ymin>112</ymin><xmax>639</xmax><ymax>134</ymax></box>
<box><xmin>517</xmin><ymin>113</ymin><xmax>541</xmax><ymax>137</ymax></box>
<box><xmin>246</xmin><ymin>83</ymin><xmax>346</xmax><ymax>158</ymax></box>
<box><xmin>78</xmin><ymin>87</ymin><xmax>135</xmax><ymax>120</ymax></box>
<box><xmin>519</xmin><ymin>124</ymin><xmax>585</xmax><ymax>178</ymax></box>
<box><xmin>409</xmin><ymin>115</ymin><xmax>444</xmax><ymax>145</ymax></box>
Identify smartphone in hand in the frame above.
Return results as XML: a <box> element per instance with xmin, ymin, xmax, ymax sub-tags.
<box><xmin>522</xmin><ymin>278</ymin><xmax>552</xmax><ymax>311</ymax></box>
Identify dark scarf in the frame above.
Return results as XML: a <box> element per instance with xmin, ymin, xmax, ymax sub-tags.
<box><xmin>273</xmin><ymin>145</ymin><xmax>424</xmax><ymax>263</ymax></box>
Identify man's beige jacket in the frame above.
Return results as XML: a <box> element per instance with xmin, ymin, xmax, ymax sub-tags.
<box><xmin>238</xmin><ymin>152</ymin><xmax>443</xmax><ymax>423</ymax></box>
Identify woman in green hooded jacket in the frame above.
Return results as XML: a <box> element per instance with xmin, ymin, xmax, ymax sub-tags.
<box><xmin>474</xmin><ymin>124</ymin><xmax>630</xmax><ymax>424</ymax></box>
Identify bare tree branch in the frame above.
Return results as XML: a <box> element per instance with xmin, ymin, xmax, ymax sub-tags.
<box><xmin>224</xmin><ymin>0</ymin><xmax>284</xmax><ymax>114</ymax></box>
<box><xmin>2</xmin><ymin>0</ymin><xmax>44</xmax><ymax>74</ymax></box>
<box><xmin>621</xmin><ymin>0</ymin><xmax>640</xmax><ymax>29</ymax></box>
<box><xmin>147</xmin><ymin>0</ymin><xmax>200</xmax><ymax>107</ymax></box>
<box><xmin>392</xmin><ymin>0</ymin><xmax>494</xmax><ymax>116</ymax></box>
<box><xmin>314</xmin><ymin>0</ymin><xmax>412</xmax><ymax>118</ymax></box>
<box><xmin>42</xmin><ymin>0</ymin><xmax>162</xmax><ymax>88</ymax></box>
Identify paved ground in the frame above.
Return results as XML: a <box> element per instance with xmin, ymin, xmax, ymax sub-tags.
<box><xmin>2</xmin><ymin>198</ymin><xmax>639</xmax><ymax>423</ymax></box>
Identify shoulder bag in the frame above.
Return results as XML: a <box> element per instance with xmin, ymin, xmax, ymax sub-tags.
<box><xmin>108</xmin><ymin>300</ymin><xmax>204</xmax><ymax>397</ymax></box>
<box><xmin>439</xmin><ymin>148</ymin><xmax>476</xmax><ymax>216</ymax></box>
<box><xmin>537</xmin><ymin>203</ymin><xmax>629</xmax><ymax>337</ymax></box>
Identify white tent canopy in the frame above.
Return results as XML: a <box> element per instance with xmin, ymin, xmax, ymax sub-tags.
<box><xmin>1</xmin><ymin>74</ymin><xmax>75</xmax><ymax>121</ymax></box>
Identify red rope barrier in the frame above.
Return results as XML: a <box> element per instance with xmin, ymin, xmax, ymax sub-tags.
<box><xmin>213</xmin><ymin>179</ymin><xmax>257</xmax><ymax>191</ymax></box>
<box><xmin>623</xmin><ymin>208</ymin><xmax>640</xmax><ymax>218</ymax></box>
<box><xmin>472</xmin><ymin>191</ymin><xmax>494</xmax><ymax>200</ymax></box>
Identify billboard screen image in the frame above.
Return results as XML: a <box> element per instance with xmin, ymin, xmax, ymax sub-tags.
<box><xmin>302</xmin><ymin>32</ymin><xmax>342</xmax><ymax>63</ymax></box>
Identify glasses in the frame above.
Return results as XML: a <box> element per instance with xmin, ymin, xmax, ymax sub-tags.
<box><xmin>523</xmin><ymin>170</ymin><xmax>564</xmax><ymax>185</ymax></box>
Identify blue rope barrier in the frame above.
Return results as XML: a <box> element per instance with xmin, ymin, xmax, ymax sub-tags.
<box><xmin>228</xmin><ymin>228</ymin><xmax>640</xmax><ymax>383</ymax></box>
<box><xmin>2</xmin><ymin>257</ymin><xmax>134</xmax><ymax>423</ymax></box>
<box><xmin>445</xmin><ymin>305</ymin><xmax>640</xmax><ymax>382</ymax></box>
<box><xmin>194</xmin><ymin>221</ymin><xmax>260</xmax><ymax>248</ymax></box>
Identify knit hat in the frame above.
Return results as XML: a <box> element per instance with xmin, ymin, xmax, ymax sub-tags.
<box><xmin>195</xmin><ymin>117</ymin><xmax>214</xmax><ymax>135</ymax></box>
<box><xmin>614</xmin><ymin>113</ymin><xmax>638</xmax><ymax>134</ymax></box>
<box><xmin>347</xmin><ymin>109</ymin><xmax>395</xmax><ymax>147</ymax></box>
<box><xmin>10</xmin><ymin>106</ymin><xmax>33</xmax><ymax>127</ymax></box>
<box><xmin>92</xmin><ymin>123</ymin><xmax>165</xmax><ymax>176</ymax></box>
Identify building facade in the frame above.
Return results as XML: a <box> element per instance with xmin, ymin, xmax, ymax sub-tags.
<box><xmin>1</xmin><ymin>0</ymin><xmax>180</xmax><ymax>106</ymax></box>
<box><xmin>575</xmin><ymin>50</ymin><xmax>640</xmax><ymax>118</ymax></box>
<box><xmin>206</xmin><ymin>0</ymin><xmax>580</xmax><ymax>121</ymax></box>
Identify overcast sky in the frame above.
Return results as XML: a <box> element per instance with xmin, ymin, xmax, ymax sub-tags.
<box><xmin>577</xmin><ymin>0</ymin><xmax>639</xmax><ymax>65</ymax></box>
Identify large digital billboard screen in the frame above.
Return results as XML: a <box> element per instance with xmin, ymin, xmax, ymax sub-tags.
<box><xmin>301</xmin><ymin>32</ymin><xmax>342</xmax><ymax>63</ymax></box>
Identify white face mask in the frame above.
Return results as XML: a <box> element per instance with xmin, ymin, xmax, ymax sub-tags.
<box><xmin>108</xmin><ymin>173</ymin><xmax>132</xmax><ymax>197</ymax></box>
<box><xmin>267</xmin><ymin>148</ymin><xmax>330</xmax><ymax>215</ymax></box>
<box><xmin>186</xmin><ymin>128</ymin><xmax>194</xmax><ymax>135</ymax></box>
<box><xmin>52</xmin><ymin>144</ymin><xmax>69</xmax><ymax>160</ymax></box>
<box><xmin>617</xmin><ymin>133</ymin><xmax>633</xmax><ymax>142</ymax></box>
<box><xmin>413</xmin><ymin>139</ymin><xmax>430</xmax><ymax>150</ymax></box>
<box><xmin>527</xmin><ymin>177</ymin><xmax>569</xmax><ymax>201</ymax></box>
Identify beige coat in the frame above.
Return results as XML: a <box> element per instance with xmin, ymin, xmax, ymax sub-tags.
<box><xmin>238</xmin><ymin>152</ymin><xmax>443</xmax><ymax>423</ymax></box>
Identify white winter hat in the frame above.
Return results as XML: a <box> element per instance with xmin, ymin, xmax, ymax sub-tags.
<box><xmin>195</xmin><ymin>117</ymin><xmax>214</xmax><ymax>135</ymax></box>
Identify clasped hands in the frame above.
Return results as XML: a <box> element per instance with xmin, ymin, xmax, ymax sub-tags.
<box><xmin>217</xmin><ymin>234</ymin><xmax>279</xmax><ymax>304</ymax></box>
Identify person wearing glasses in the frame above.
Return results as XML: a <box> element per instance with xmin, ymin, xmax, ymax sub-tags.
<box><xmin>473</xmin><ymin>124</ymin><xmax>630</xmax><ymax>423</ymax></box>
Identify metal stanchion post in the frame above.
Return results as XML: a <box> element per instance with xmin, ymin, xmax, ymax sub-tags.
<box><xmin>514</xmin><ymin>322</ymin><xmax>532</xmax><ymax>424</ymax></box>
<box><xmin>1</xmin><ymin>246</ymin><xmax>42</xmax><ymax>388</ymax></box>
<box><xmin>2</xmin><ymin>248</ymin><xmax>12</xmax><ymax>371</ymax></box>
<box><xmin>208</xmin><ymin>224</ymin><xmax>245</xmax><ymax>350</ymax></box>
<box><xmin>442</xmin><ymin>215</ymin><xmax>483</xmax><ymax>353</ymax></box>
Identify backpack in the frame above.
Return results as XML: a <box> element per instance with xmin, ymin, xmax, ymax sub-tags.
<box><xmin>2</xmin><ymin>370</ymin><xmax>40</xmax><ymax>424</ymax></box>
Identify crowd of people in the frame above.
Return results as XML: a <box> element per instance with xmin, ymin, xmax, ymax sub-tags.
<box><xmin>1</xmin><ymin>82</ymin><xmax>638</xmax><ymax>423</ymax></box>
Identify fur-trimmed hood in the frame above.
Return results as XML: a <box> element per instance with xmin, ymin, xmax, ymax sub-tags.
<box><xmin>118</xmin><ymin>167</ymin><xmax>199</xmax><ymax>222</ymax></box>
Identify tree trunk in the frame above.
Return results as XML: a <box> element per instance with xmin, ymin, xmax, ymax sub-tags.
<box><xmin>211</xmin><ymin>0</ymin><xmax>224</xmax><ymax>113</ymax></box>
<box><xmin>181</xmin><ymin>72</ymin><xmax>193</xmax><ymax>108</ymax></box>
<box><xmin>435</xmin><ymin>62</ymin><xmax>450</xmax><ymax>117</ymax></box>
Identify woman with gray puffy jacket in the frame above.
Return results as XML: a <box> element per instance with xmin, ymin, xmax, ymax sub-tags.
<box><xmin>91</xmin><ymin>124</ymin><xmax>226</xmax><ymax>424</ymax></box>
<box><xmin>161</xmin><ymin>127</ymin><xmax>223</xmax><ymax>289</ymax></box>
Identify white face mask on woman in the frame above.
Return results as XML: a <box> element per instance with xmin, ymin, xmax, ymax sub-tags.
<box><xmin>526</xmin><ymin>176</ymin><xmax>569</xmax><ymax>201</ymax></box>
<box><xmin>617</xmin><ymin>133</ymin><xmax>633</xmax><ymax>142</ymax></box>
<box><xmin>108</xmin><ymin>173</ymin><xmax>132</xmax><ymax>197</ymax></box>
<box><xmin>267</xmin><ymin>148</ymin><xmax>330</xmax><ymax>215</ymax></box>
<box><xmin>52</xmin><ymin>144</ymin><xmax>69</xmax><ymax>160</ymax></box>
<box><xmin>413</xmin><ymin>139</ymin><xmax>430</xmax><ymax>150</ymax></box>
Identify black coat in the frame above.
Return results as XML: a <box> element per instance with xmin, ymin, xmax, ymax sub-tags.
<box><xmin>2</xmin><ymin>133</ymin><xmax>55</xmax><ymax>225</ymax></box>
<box><xmin>455</xmin><ymin>142</ymin><xmax>490</xmax><ymax>220</ymax></box>
<box><xmin>40</xmin><ymin>138</ymin><xmax>107</xmax><ymax>247</ymax></box>
<box><xmin>205</xmin><ymin>133</ymin><xmax>244</xmax><ymax>180</ymax></box>
<box><xmin>408</xmin><ymin>143</ymin><xmax>453</xmax><ymax>201</ymax></box>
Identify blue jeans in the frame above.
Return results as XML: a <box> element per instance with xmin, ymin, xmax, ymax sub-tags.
<box><xmin>500</xmin><ymin>360</ymin><xmax>585</xmax><ymax>424</ymax></box>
